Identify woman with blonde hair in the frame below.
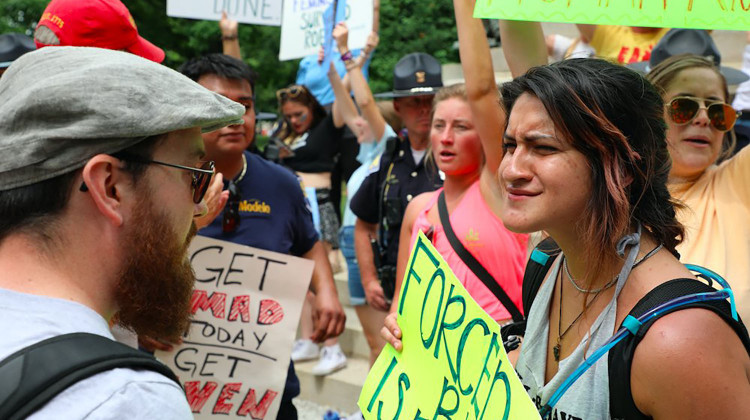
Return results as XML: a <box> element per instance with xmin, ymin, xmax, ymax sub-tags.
<box><xmin>392</xmin><ymin>83</ymin><xmax>528</xmax><ymax>323</ymax></box>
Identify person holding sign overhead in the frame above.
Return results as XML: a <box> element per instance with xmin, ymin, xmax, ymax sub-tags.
<box><xmin>381</xmin><ymin>0</ymin><xmax>750</xmax><ymax>418</ymax></box>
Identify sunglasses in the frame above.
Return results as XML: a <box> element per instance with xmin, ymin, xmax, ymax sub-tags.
<box><xmin>222</xmin><ymin>180</ymin><xmax>241</xmax><ymax>233</ymax></box>
<box><xmin>667</xmin><ymin>97</ymin><xmax>741</xmax><ymax>132</ymax></box>
<box><xmin>115</xmin><ymin>153</ymin><xmax>215</xmax><ymax>204</ymax></box>
<box><xmin>276</xmin><ymin>85</ymin><xmax>306</xmax><ymax>102</ymax></box>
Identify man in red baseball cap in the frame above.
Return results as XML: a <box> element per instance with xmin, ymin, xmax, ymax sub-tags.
<box><xmin>34</xmin><ymin>0</ymin><xmax>164</xmax><ymax>63</ymax></box>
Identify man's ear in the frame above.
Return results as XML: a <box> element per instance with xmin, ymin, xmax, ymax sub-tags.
<box><xmin>80</xmin><ymin>155</ymin><xmax>130</xmax><ymax>227</ymax></box>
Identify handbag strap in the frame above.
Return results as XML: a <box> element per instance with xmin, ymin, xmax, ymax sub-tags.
<box><xmin>437</xmin><ymin>190</ymin><xmax>524</xmax><ymax>322</ymax></box>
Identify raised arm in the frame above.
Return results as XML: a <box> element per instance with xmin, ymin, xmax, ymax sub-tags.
<box><xmin>220</xmin><ymin>11</ymin><xmax>241</xmax><ymax>60</ymax></box>
<box><xmin>498</xmin><ymin>20</ymin><xmax>547</xmax><ymax>78</ymax></box>
<box><xmin>453</xmin><ymin>0</ymin><xmax>504</xmax><ymax>173</ymax></box>
<box><xmin>334</xmin><ymin>23</ymin><xmax>387</xmax><ymax>140</ymax></box>
<box><xmin>328</xmin><ymin>60</ymin><xmax>358</xmax><ymax>130</ymax></box>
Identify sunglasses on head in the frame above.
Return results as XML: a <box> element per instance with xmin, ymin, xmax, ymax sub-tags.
<box><xmin>667</xmin><ymin>97</ymin><xmax>741</xmax><ymax>132</ymax></box>
<box><xmin>222</xmin><ymin>180</ymin><xmax>241</xmax><ymax>233</ymax></box>
<box><xmin>276</xmin><ymin>85</ymin><xmax>306</xmax><ymax>102</ymax></box>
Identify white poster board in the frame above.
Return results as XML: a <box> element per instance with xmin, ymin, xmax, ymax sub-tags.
<box><xmin>279</xmin><ymin>0</ymin><xmax>372</xmax><ymax>61</ymax></box>
<box><xmin>167</xmin><ymin>0</ymin><xmax>282</xmax><ymax>26</ymax></box>
<box><xmin>156</xmin><ymin>235</ymin><xmax>313</xmax><ymax>419</ymax></box>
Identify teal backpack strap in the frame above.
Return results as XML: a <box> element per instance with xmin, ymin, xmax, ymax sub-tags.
<box><xmin>608</xmin><ymin>278</ymin><xmax>750</xmax><ymax>419</ymax></box>
<box><xmin>0</xmin><ymin>332</ymin><xmax>180</xmax><ymax>420</ymax></box>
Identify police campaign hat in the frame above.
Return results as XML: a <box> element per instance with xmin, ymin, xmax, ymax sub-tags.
<box><xmin>375</xmin><ymin>52</ymin><xmax>443</xmax><ymax>98</ymax></box>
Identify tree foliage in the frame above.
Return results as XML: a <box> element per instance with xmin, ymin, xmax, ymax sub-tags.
<box><xmin>1</xmin><ymin>0</ymin><xmax>458</xmax><ymax>112</ymax></box>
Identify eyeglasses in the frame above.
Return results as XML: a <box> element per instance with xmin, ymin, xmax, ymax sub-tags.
<box><xmin>116</xmin><ymin>154</ymin><xmax>215</xmax><ymax>204</ymax></box>
<box><xmin>276</xmin><ymin>85</ymin><xmax>306</xmax><ymax>102</ymax></box>
<box><xmin>222</xmin><ymin>180</ymin><xmax>241</xmax><ymax>233</ymax></box>
<box><xmin>667</xmin><ymin>97</ymin><xmax>741</xmax><ymax>132</ymax></box>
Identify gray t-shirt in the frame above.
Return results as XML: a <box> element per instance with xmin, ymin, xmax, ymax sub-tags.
<box><xmin>515</xmin><ymin>257</ymin><xmax>623</xmax><ymax>420</ymax></box>
<box><xmin>0</xmin><ymin>288</ymin><xmax>192</xmax><ymax>419</ymax></box>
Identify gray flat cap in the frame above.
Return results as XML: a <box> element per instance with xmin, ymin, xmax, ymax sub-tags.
<box><xmin>0</xmin><ymin>46</ymin><xmax>245</xmax><ymax>191</ymax></box>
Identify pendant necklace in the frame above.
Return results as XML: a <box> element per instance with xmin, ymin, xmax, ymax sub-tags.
<box><xmin>554</xmin><ymin>243</ymin><xmax>664</xmax><ymax>362</ymax></box>
<box><xmin>554</xmin><ymin>269</ymin><xmax>606</xmax><ymax>362</ymax></box>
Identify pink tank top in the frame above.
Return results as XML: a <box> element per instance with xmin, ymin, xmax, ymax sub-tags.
<box><xmin>410</xmin><ymin>182</ymin><xmax>528</xmax><ymax>322</ymax></box>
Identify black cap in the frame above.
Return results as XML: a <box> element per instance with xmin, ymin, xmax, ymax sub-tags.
<box><xmin>375</xmin><ymin>52</ymin><xmax>443</xmax><ymax>98</ymax></box>
<box><xmin>0</xmin><ymin>33</ymin><xmax>36</xmax><ymax>69</ymax></box>
<box><xmin>628</xmin><ymin>29</ymin><xmax>749</xmax><ymax>85</ymax></box>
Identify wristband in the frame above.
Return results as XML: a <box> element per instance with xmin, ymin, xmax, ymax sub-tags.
<box><xmin>340</xmin><ymin>50</ymin><xmax>353</xmax><ymax>62</ymax></box>
<box><xmin>222</xmin><ymin>34</ymin><xmax>238</xmax><ymax>41</ymax></box>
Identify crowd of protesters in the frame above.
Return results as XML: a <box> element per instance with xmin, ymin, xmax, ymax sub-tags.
<box><xmin>1</xmin><ymin>0</ymin><xmax>749</xmax><ymax>418</ymax></box>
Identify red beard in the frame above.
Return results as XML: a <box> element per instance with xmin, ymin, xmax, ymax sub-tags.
<box><xmin>114</xmin><ymin>196</ymin><xmax>197</xmax><ymax>342</ymax></box>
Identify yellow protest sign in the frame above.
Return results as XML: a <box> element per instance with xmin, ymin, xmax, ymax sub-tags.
<box><xmin>474</xmin><ymin>0</ymin><xmax>750</xmax><ymax>31</ymax></box>
<box><xmin>358</xmin><ymin>232</ymin><xmax>540</xmax><ymax>420</ymax></box>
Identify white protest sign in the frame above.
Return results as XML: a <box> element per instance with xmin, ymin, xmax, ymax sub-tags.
<box><xmin>167</xmin><ymin>0</ymin><xmax>282</xmax><ymax>26</ymax></box>
<box><xmin>156</xmin><ymin>235</ymin><xmax>313</xmax><ymax>419</ymax></box>
<box><xmin>279</xmin><ymin>0</ymin><xmax>373</xmax><ymax>61</ymax></box>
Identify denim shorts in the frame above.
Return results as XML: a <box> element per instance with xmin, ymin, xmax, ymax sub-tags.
<box><xmin>339</xmin><ymin>225</ymin><xmax>366</xmax><ymax>305</ymax></box>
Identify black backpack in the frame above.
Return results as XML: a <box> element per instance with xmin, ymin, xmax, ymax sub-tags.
<box><xmin>502</xmin><ymin>238</ymin><xmax>750</xmax><ymax>419</ymax></box>
<box><xmin>0</xmin><ymin>332</ymin><xmax>180</xmax><ymax>420</ymax></box>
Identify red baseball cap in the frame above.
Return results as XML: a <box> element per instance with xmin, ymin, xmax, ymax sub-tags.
<box><xmin>35</xmin><ymin>0</ymin><xmax>164</xmax><ymax>63</ymax></box>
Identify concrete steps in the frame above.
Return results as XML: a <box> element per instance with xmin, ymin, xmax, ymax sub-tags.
<box><xmin>294</xmin><ymin>267</ymin><xmax>373</xmax><ymax>414</ymax></box>
<box><xmin>295</xmin><ymin>352</ymin><xmax>370</xmax><ymax>415</ymax></box>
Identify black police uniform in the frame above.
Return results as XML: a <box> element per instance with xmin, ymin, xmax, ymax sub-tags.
<box><xmin>350</xmin><ymin>135</ymin><xmax>443</xmax><ymax>298</ymax></box>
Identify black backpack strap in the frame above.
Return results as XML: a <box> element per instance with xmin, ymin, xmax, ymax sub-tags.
<box><xmin>608</xmin><ymin>278</ymin><xmax>750</xmax><ymax>419</ymax></box>
<box><xmin>0</xmin><ymin>332</ymin><xmax>180</xmax><ymax>420</ymax></box>
<box><xmin>522</xmin><ymin>237</ymin><xmax>560</xmax><ymax>317</ymax></box>
<box><xmin>501</xmin><ymin>237</ymin><xmax>560</xmax><ymax>340</ymax></box>
<box><xmin>437</xmin><ymin>190</ymin><xmax>524</xmax><ymax>322</ymax></box>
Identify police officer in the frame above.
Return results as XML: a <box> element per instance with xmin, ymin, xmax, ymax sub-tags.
<box><xmin>350</xmin><ymin>52</ymin><xmax>444</xmax><ymax>311</ymax></box>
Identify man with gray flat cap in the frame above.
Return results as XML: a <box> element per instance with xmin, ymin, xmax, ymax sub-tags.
<box><xmin>0</xmin><ymin>46</ymin><xmax>244</xmax><ymax>419</ymax></box>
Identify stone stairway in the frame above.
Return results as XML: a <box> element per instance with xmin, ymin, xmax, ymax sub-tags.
<box><xmin>294</xmin><ymin>267</ymin><xmax>371</xmax><ymax>415</ymax></box>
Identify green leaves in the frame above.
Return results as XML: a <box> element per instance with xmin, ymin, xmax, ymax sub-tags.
<box><xmin>1</xmin><ymin>0</ymin><xmax>459</xmax><ymax>112</ymax></box>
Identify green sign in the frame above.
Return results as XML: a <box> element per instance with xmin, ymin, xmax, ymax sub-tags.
<box><xmin>358</xmin><ymin>232</ymin><xmax>540</xmax><ymax>420</ymax></box>
<box><xmin>474</xmin><ymin>0</ymin><xmax>750</xmax><ymax>31</ymax></box>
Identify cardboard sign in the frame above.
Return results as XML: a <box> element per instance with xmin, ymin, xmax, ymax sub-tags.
<box><xmin>167</xmin><ymin>0</ymin><xmax>282</xmax><ymax>26</ymax></box>
<box><xmin>473</xmin><ymin>0</ymin><xmax>750</xmax><ymax>31</ymax></box>
<box><xmin>279</xmin><ymin>0</ymin><xmax>372</xmax><ymax>61</ymax></box>
<box><xmin>156</xmin><ymin>236</ymin><xmax>313</xmax><ymax>419</ymax></box>
<box><xmin>358</xmin><ymin>232</ymin><xmax>540</xmax><ymax>420</ymax></box>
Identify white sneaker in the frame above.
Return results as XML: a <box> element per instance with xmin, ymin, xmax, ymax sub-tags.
<box><xmin>343</xmin><ymin>410</ymin><xmax>364</xmax><ymax>420</ymax></box>
<box><xmin>312</xmin><ymin>344</ymin><xmax>347</xmax><ymax>375</ymax></box>
<box><xmin>291</xmin><ymin>339</ymin><xmax>319</xmax><ymax>362</ymax></box>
